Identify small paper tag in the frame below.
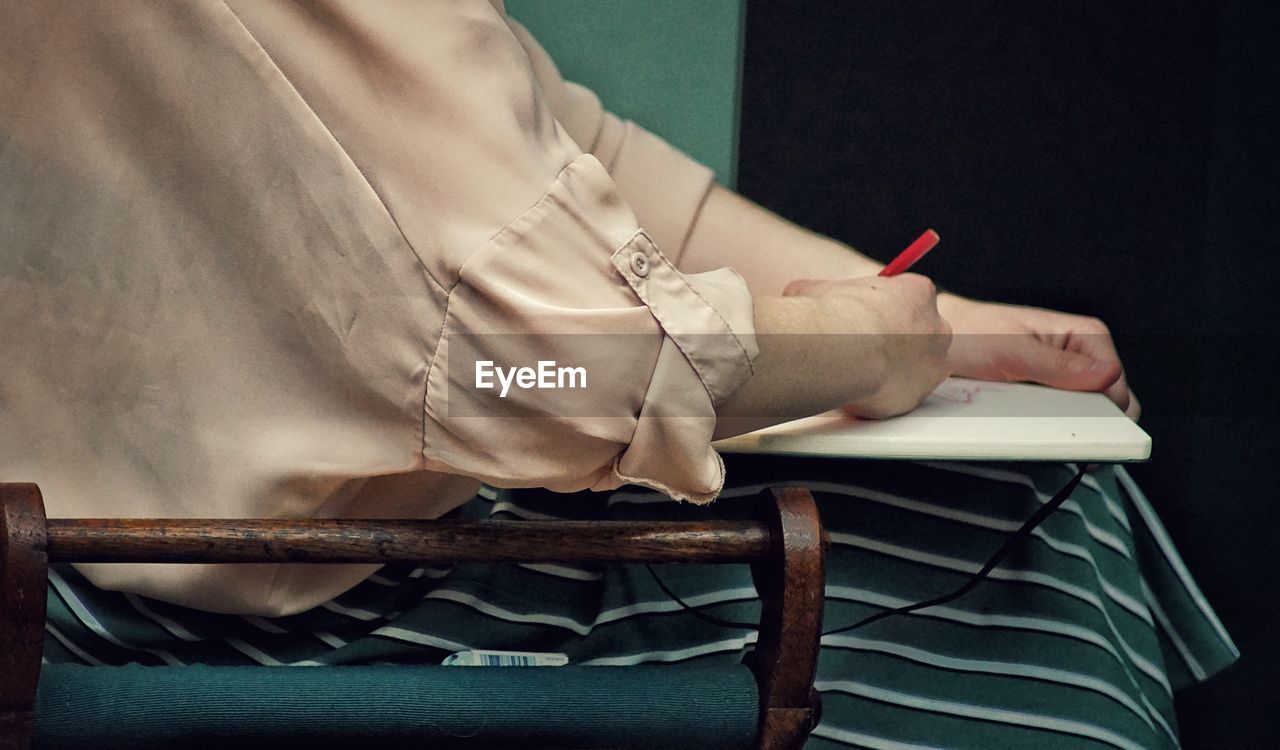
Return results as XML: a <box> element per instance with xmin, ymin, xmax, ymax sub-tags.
<box><xmin>442</xmin><ymin>649</ymin><xmax>569</xmax><ymax>667</ymax></box>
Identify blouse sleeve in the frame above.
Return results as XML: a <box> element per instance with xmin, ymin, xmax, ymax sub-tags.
<box><xmin>225</xmin><ymin>0</ymin><xmax>758</xmax><ymax>502</ymax></box>
<box><xmin>503</xmin><ymin>15</ymin><xmax>717</xmax><ymax>267</ymax></box>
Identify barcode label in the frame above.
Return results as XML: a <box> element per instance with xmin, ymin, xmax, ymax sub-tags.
<box><xmin>442</xmin><ymin>650</ymin><xmax>569</xmax><ymax>667</ymax></box>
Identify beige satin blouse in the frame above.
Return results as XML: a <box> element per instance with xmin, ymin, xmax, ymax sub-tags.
<box><xmin>0</xmin><ymin>1</ymin><xmax>757</xmax><ymax>614</ymax></box>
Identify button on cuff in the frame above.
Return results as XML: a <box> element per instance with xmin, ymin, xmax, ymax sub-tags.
<box><xmin>629</xmin><ymin>251</ymin><xmax>650</xmax><ymax>277</ymax></box>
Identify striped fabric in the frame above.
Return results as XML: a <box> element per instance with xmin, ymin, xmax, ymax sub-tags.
<box><xmin>41</xmin><ymin>459</ymin><xmax>1238</xmax><ymax>750</ymax></box>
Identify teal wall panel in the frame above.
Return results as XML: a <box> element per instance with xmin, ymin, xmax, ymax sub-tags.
<box><xmin>505</xmin><ymin>0</ymin><xmax>744</xmax><ymax>186</ymax></box>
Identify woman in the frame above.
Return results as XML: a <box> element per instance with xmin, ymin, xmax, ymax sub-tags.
<box><xmin>1</xmin><ymin>1</ymin><xmax>1235</xmax><ymax>747</ymax></box>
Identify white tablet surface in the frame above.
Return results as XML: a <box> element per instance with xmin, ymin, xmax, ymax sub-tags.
<box><xmin>713</xmin><ymin>378</ymin><xmax>1151</xmax><ymax>462</ymax></box>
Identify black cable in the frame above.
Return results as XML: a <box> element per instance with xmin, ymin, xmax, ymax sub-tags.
<box><xmin>821</xmin><ymin>465</ymin><xmax>1087</xmax><ymax>636</ymax></box>
<box><xmin>645</xmin><ymin>563</ymin><xmax>760</xmax><ymax>631</ymax></box>
<box><xmin>647</xmin><ymin>465</ymin><xmax>1088</xmax><ymax>638</ymax></box>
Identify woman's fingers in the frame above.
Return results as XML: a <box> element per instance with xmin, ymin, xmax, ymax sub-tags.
<box><xmin>997</xmin><ymin>340</ymin><xmax>1123</xmax><ymax>392</ymax></box>
<box><xmin>1124</xmin><ymin>389</ymin><xmax>1141</xmax><ymax>421</ymax></box>
<box><xmin>1065</xmin><ymin>324</ymin><xmax>1137</xmax><ymax>418</ymax></box>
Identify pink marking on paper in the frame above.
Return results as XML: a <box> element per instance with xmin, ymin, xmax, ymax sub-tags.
<box><xmin>932</xmin><ymin>382</ymin><xmax>990</xmax><ymax>405</ymax></box>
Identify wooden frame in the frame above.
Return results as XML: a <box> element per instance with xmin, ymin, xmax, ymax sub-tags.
<box><xmin>1</xmin><ymin>482</ymin><xmax>825</xmax><ymax>749</ymax></box>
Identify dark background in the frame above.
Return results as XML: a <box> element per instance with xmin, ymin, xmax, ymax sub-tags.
<box><xmin>738</xmin><ymin>1</ymin><xmax>1278</xmax><ymax>746</ymax></box>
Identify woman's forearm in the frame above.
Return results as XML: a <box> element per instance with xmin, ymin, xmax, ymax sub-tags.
<box><xmin>681</xmin><ymin>184</ymin><xmax>882</xmax><ymax>296</ymax></box>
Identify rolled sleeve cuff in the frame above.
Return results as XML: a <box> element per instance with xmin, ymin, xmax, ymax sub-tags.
<box><xmin>425</xmin><ymin>157</ymin><xmax>756</xmax><ymax>504</ymax></box>
<box><xmin>606</xmin><ymin>232</ymin><xmax>758</xmax><ymax>503</ymax></box>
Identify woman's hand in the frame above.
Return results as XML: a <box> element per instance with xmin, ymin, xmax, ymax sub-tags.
<box><xmin>782</xmin><ymin>274</ymin><xmax>953</xmax><ymax>418</ymax></box>
<box><xmin>938</xmin><ymin>294</ymin><xmax>1140</xmax><ymax>419</ymax></box>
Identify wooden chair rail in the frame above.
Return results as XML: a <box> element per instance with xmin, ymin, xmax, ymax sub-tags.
<box><xmin>1</xmin><ymin>482</ymin><xmax>826</xmax><ymax>750</ymax></box>
<box><xmin>42</xmin><ymin>518</ymin><xmax>772</xmax><ymax>565</ymax></box>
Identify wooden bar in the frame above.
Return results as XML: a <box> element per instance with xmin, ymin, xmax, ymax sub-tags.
<box><xmin>0</xmin><ymin>484</ymin><xmax>48</xmax><ymax>750</ymax></box>
<box><xmin>750</xmin><ymin>487</ymin><xmax>828</xmax><ymax>750</ymax></box>
<box><xmin>44</xmin><ymin>518</ymin><xmax>771</xmax><ymax>564</ymax></box>
<box><xmin>3</xmin><ymin>483</ymin><xmax>826</xmax><ymax>749</ymax></box>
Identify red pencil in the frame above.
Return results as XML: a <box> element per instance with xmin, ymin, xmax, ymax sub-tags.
<box><xmin>879</xmin><ymin>229</ymin><xmax>941</xmax><ymax>277</ymax></box>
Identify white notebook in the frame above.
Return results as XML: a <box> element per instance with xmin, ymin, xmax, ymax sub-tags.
<box><xmin>713</xmin><ymin>377</ymin><xmax>1151</xmax><ymax>462</ymax></box>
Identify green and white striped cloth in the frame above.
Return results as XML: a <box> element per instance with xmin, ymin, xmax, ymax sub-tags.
<box><xmin>42</xmin><ymin>459</ymin><xmax>1238</xmax><ymax>749</ymax></box>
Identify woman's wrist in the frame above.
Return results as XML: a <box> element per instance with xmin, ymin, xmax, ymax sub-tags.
<box><xmin>937</xmin><ymin>291</ymin><xmax>980</xmax><ymax>329</ymax></box>
<box><xmin>713</xmin><ymin>295</ymin><xmax>888</xmax><ymax>439</ymax></box>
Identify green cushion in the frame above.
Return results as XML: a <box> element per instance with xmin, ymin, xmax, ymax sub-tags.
<box><xmin>34</xmin><ymin>663</ymin><xmax>759</xmax><ymax>749</ymax></box>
